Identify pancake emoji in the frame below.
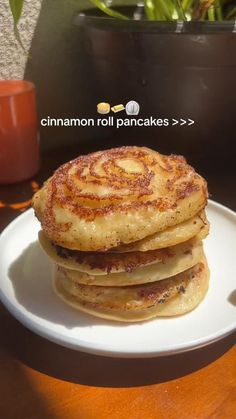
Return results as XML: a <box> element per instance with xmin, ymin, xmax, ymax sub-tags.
<box><xmin>97</xmin><ymin>102</ymin><xmax>110</xmax><ymax>114</ymax></box>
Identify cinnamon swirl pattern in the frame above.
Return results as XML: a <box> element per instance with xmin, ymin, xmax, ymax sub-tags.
<box><xmin>33</xmin><ymin>146</ymin><xmax>207</xmax><ymax>251</ymax></box>
<box><xmin>33</xmin><ymin>146</ymin><xmax>210</xmax><ymax>322</ymax></box>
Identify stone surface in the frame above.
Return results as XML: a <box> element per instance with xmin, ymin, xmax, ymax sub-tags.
<box><xmin>0</xmin><ymin>0</ymin><xmax>42</xmax><ymax>79</ymax></box>
<box><xmin>0</xmin><ymin>0</ymin><xmax>92</xmax><ymax>150</ymax></box>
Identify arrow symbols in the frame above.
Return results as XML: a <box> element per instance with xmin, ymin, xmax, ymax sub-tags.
<box><xmin>188</xmin><ymin>118</ymin><xmax>194</xmax><ymax>126</ymax></box>
<box><xmin>171</xmin><ymin>118</ymin><xmax>195</xmax><ymax>126</ymax></box>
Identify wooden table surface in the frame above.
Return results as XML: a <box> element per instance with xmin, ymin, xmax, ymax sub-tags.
<box><xmin>0</xmin><ymin>146</ymin><xmax>235</xmax><ymax>419</ymax></box>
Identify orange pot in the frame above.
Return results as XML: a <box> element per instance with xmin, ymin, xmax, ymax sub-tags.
<box><xmin>0</xmin><ymin>80</ymin><xmax>40</xmax><ymax>184</ymax></box>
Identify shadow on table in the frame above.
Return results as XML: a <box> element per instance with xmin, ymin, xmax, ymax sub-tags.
<box><xmin>0</xmin><ymin>345</ymin><xmax>57</xmax><ymax>419</ymax></box>
<box><xmin>1</xmin><ymin>303</ymin><xmax>235</xmax><ymax>388</ymax></box>
<box><xmin>5</xmin><ymin>240</ymin><xmax>236</xmax><ymax>388</ymax></box>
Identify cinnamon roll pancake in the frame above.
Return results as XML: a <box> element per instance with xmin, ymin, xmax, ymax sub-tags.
<box><xmin>113</xmin><ymin>210</ymin><xmax>209</xmax><ymax>253</ymax></box>
<box><xmin>53</xmin><ymin>257</ymin><xmax>210</xmax><ymax>322</ymax></box>
<box><xmin>38</xmin><ymin>230</ymin><xmax>206</xmax><ymax>276</ymax></box>
<box><xmin>33</xmin><ymin>146</ymin><xmax>210</xmax><ymax>323</ymax></box>
<box><xmin>56</xmin><ymin>240</ymin><xmax>204</xmax><ymax>286</ymax></box>
<box><xmin>33</xmin><ymin>147</ymin><xmax>208</xmax><ymax>251</ymax></box>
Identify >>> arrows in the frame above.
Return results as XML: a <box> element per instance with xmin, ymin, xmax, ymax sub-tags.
<box><xmin>171</xmin><ymin>118</ymin><xmax>195</xmax><ymax>126</ymax></box>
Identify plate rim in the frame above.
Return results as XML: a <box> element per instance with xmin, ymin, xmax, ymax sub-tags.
<box><xmin>0</xmin><ymin>199</ymin><xmax>235</xmax><ymax>358</ymax></box>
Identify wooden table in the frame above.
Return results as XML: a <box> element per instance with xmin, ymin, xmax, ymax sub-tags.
<box><xmin>0</xmin><ymin>146</ymin><xmax>235</xmax><ymax>419</ymax></box>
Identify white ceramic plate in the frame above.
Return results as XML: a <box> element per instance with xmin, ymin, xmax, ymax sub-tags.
<box><xmin>0</xmin><ymin>200</ymin><xmax>235</xmax><ymax>358</ymax></box>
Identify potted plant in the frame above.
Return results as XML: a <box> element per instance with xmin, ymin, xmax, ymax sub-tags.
<box><xmin>9</xmin><ymin>1</ymin><xmax>236</xmax><ymax>170</ymax></box>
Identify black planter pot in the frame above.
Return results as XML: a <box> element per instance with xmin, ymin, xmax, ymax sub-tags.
<box><xmin>74</xmin><ymin>7</ymin><xmax>236</xmax><ymax>171</ymax></box>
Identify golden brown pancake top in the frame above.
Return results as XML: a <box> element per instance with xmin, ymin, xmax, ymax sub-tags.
<box><xmin>33</xmin><ymin>147</ymin><xmax>208</xmax><ymax>250</ymax></box>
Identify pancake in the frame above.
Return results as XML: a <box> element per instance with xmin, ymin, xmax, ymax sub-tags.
<box><xmin>57</xmin><ymin>240</ymin><xmax>204</xmax><ymax>286</ymax></box>
<box><xmin>112</xmin><ymin>210</ymin><xmax>209</xmax><ymax>252</ymax></box>
<box><xmin>38</xmin><ymin>228</ymin><xmax>207</xmax><ymax>275</ymax></box>
<box><xmin>54</xmin><ymin>257</ymin><xmax>210</xmax><ymax>322</ymax></box>
<box><xmin>32</xmin><ymin>146</ymin><xmax>208</xmax><ymax>251</ymax></box>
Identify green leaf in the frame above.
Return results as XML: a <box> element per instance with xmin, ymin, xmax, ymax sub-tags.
<box><xmin>226</xmin><ymin>6</ymin><xmax>236</xmax><ymax>19</ymax></box>
<box><xmin>9</xmin><ymin>0</ymin><xmax>24</xmax><ymax>26</ymax></box>
<box><xmin>182</xmin><ymin>0</ymin><xmax>193</xmax><ymax>12</ymax></box>
<box><xmin>89</xmin><ymin>1</ymin><xmax>129</xmax><ymax>19</ymax></box>
<box><xmin>13</xmin><ymin>24</ymin><xmax>25</xmax><ymax>50</ymax></box>
<box><xmin>208</xmin><ymin>5</ymin><xmax>215</xmax><ymax>21</ymax></box>
<box><xmin>156</xmin><ymin>0</ymin><xmax>173</xmax><ymax>20</ymax></box>
<box><xmin>9</xmin><ymin>0</ymin><xmax>25</xmax><ymax>50</ymax></box>
<box><xmin>145</xmin><ymin>0</ymin><xmax>156</xmax><ymax>19</ymax></box>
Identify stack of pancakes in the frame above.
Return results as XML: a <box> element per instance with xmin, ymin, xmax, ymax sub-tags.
<box><xmin>33</xmin><ymin>146</ymin><xmax>210</xmax><ymax>322</ymax></box>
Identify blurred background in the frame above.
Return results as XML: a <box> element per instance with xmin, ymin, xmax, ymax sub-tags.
<box><xmin>0</xmin><ymin>0</ymin><xmax>236</xmax><ymax>173</ymax></box>
<box><xmin>1</xmin><ymin>0</ymin><xmax>95</xmax><ymax>151</ymax></box>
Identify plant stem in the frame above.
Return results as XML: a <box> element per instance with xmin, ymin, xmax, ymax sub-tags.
<box><xmin>156</xmin><ymin>0</ymin><xmax>173</xmax><ymax>20</ymax></box>
<box><xmin>226</xmin><ymin>6</ymin><xmax>236</xmax><ymax>19</ymax></box>
<box><xmin>200</xmin><ymin>10</ymin><xmax>207</xmax><ymax>21</ymax></box>
<box><xmin>89</xmin><ymin>0</ymin><xmax>129</xmax><ymax>20</ymax></box>
<box><xmin>152</xmin><ymin>0</ymin><xmax>165</xmax><ymax>20</ymax></box>
<box><xmin>89</xmin><ymin>0</ymin><xmax>235</xmax><ymax>22</ymax></box>
<box><xmin>151</xmin><ymin>0</ymin><xmax>163</xmax><ymax>19</ymax></box>
<box><xmin>145</xmin><ymin>0</ymin><xmax>156</xmax><ymax>20</ymax></box>
<box><xmin>9</xmin><ymin>0</ymin><xmax>25</xmax><ymax>50</ymax></box>
<box><xmin>208</xmin><ymin>5</ymin><xmax>215</xmax><ymax>21</ymax></box>
<box><xmin>174</xmin><ymin>0</ymin><xmax>187</xmax><ymax>20</ymax></box>
<box><xmin>215</xmin><ymin>0</ymin><xmax>223</xmax><ymax>20</ymax></box>
<box><xmin>182</xmin><ymin>0</ymin><xmax>193</xmax><ymax>12</ymax></box>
